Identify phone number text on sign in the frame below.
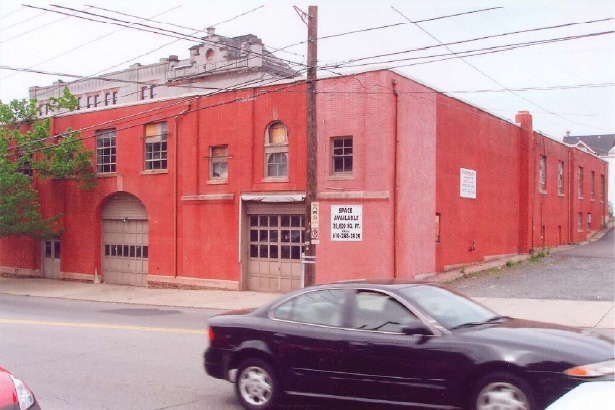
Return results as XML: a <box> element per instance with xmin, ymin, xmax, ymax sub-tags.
<box><xmin>331</xmin><ymin>205</ymin><xmax>362</xmax><ymax>241</ymax></box>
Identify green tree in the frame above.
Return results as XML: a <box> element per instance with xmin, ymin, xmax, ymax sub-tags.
<box><xmin>0</xmin><ymin>87</ymin><xmax>96</xmax><ymax>240</ymax></box>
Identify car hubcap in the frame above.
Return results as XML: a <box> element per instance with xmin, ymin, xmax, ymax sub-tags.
<box><xmin>239</xmin><ymin>366</ymin><xmax>272</xmax><ymax>406</ymax></box>
<box><xmin>476</xmin><ymin>381</ymin><xmax>529</xmax><ymax>410</ymax></box>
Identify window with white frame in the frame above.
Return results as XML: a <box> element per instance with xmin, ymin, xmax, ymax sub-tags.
<box><xmin>332</xmin><ymin>136</ymin><xmax>353</xmax><ymax>174</ymax></box>
<box><xmin>590</xmin><ymin>171</ymin><xmax>595</xmax><ymax>200</ymax></box>
<box><xmin>264</xmin><ymin>121</ymin><xmax>288</xmax><ymax>179</ymax></box>
<box><xmin>558</xmin><ymin>160</ymin><xmax>564</xmax><ymax>196</ymax></box>
<box><xmin>144</xmin><ymin>122</ymin><xmax>167</xmax><ymax>170</ymax></box>
<box><xmin>539</xmin><ymin>155</ymin><xmax>547</xmax><ymax>193</ymax></box>
<box><xmin>209</xmin><ymin>145</ymin><xmax>228</xmax><ymax>180</ymax></box>
<box><xmin>96</xmin><ymin>129</ymin><xmax>116</xmax><ymax>173</ymax></box>
<box><xmin>578</xmin><ymin>167</ymin><xmax>583</xmax><ymax>199</ymax></box>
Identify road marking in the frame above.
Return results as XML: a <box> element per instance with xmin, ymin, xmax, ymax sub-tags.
<box><xmin>0</xmin><ymin>319</ymin><xmax>206</xmax><ymax>334</ymax></box>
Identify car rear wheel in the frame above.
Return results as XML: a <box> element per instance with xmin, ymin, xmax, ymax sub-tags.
<box><xmin>235</xmin><ymin>358</ymin><xmax>280</xmax><ymax>410</ymax></box>
<box><xmin>471</xmin><ymin>372</ymin><xmax>538</xmax><ymax>410</ymax></box>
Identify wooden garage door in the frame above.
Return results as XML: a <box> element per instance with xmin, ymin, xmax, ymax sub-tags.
<box><xmin>247</xmin><ymin>214</ymin><xmax>305</xmax><ymax>292</ymax></box>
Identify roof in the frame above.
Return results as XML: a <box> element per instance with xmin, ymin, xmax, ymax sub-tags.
<box><xmin>563</xmin><ymin>134</ymin><xmax>615</xmax><ymax>156</ymax></box>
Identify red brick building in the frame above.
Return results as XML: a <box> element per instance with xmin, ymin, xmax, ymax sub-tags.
<box><xmin>0</xmin><ymin>70</ymin><xmax>609</xmax><ymax>291</ymax></box>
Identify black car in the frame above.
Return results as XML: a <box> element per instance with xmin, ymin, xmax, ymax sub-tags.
<box><xmin>204</xmin><ymin>280</ymin><xmax>614</xmax><ymax>410</ymax></box>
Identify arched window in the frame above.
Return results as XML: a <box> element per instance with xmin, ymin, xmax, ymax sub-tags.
<box><xmin>265</xmin><ymin>121</ymin><xmax>288</xmax><ymax>179</ymax></box>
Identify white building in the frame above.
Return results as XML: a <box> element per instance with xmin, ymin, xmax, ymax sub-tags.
<box><xmin>30</xmin><ymin>28</ymin><xmax>297</xmax><ymax>116</ymax></box>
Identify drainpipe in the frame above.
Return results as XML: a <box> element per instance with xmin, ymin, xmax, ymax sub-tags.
<box><xmin>392</xmin><ymin>80</ymin><xmax>399</xmax><ymax>277</ymax></box>
<box><xmin>173</xmin><ymin>102</ymin><xmax>192</xmax><ymax>278</ymax></box>
<box><xmin>568</xmin><ymin>148</ymin><xmax>574</xmax><ymax>244</ymax></box>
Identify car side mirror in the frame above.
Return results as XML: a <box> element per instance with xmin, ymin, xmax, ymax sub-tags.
<box><xmin>401</xmin><ymin>323</ymin><xmax>433</xmax><ymax>336</ymax></box>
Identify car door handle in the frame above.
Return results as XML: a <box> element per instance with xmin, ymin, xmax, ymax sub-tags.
<box><xmin>348</xmin><ymin>341</ymin><xmax>372</xmax><ymax>351</ymax></box>
<box><xmin>272</xmin><ymin>333</ymin><xmax>287</xmax><ymax>343</ymax></box>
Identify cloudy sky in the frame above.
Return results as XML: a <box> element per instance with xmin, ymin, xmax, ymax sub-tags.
<box><xmin>0</xmin><ymin>0</ymin><xmax>613</xmax><ymax>140</ymax></box>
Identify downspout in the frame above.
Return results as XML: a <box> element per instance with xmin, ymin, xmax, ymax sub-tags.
<box><xmin>531</xmin><ymin>133</ymin><xmax>536</xmax><ymax>252</ymax></box>
<box><xmin>173</xmin><ymin>102</ymin><xmax>192</xmax><ymax>278</ymax></box>
<box><xmin>392</xmin><ymin>80</ymin><xmax>399</xmax><ymax>277</ymax></box>
<box><xmin>568</xmin><ymin>148</ymin><xmax>574</xmax><ymax>244</ymax></box>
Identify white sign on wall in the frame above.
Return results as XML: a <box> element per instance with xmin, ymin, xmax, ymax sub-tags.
<box><xmin>331</xmin><ymin>205</ymin><xmax>363</xmax><ymax>241</ymax></box>
<box><xmin>460</xmin><ymin>168</ymin><xmax>477</xmax><ymax>199</ymax></box>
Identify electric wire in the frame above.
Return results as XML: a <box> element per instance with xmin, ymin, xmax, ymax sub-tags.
<box><xmin>321</xmin><ymin>17</ymin><xmax>614</xmax><ymax>67</ymax></box>
<box><xmin>0</xmin><ymin>6</ymin><xmax>182</xmax><ymax>83</ymax></box>
<box><xmin>325</xmin><ymin>31</ymin><xmax>614</xmax><ymax>70</ymax></box>
<box><xmin>392</xmin><ymin>6</ymin><xmax>613</xmax><ymax>132</ymax></box>
<box><xmin>271</xmin><ymin>6</ymin><xmax>504</xmax><ymax>54</ymax></box>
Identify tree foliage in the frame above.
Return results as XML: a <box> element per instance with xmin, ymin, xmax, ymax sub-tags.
<box><xmin>0</xmin><ymin>87</ymin><xmax>96</xmax><ymax>240</ymax></box>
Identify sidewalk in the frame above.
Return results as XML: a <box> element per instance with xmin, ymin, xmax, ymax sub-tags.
<box><xmin>0</xmin><ymin>276</ymin><xmax>612</xmax><ymax>330</ymax></box>
<box><xmin>1</xmin><ymin>224</ymin><xmax>613</xmax><ymax>330</ymax></box>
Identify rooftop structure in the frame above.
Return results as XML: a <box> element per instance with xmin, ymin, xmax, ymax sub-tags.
<box><xmin>29</xmin><ymin>28</ymin><xmax>298</xmax><ymax>116</ymax></box>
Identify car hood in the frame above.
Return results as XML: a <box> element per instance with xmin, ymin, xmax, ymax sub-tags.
<box><xmin>464</xmin><ymin>318</ymin><xmax>614</xmax><ymax>365</ymax></box>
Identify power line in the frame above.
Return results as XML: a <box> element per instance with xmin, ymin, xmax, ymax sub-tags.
<box><xmin>48</xmin><ymin>4</ymin><xmax>300</xmax><ymax>68</ymax></box>
<box><xmin>325</xmin><ymin>31</ymin><xmax>614</xmax><ymax>70</ymax></box>
<box><xmin>4</xmin><ymin>64</ymin><xmax>611</xmax><ymax>96</ymax></box>
<box><xmin>270</xmin><ymin>7</ymin><xmax>504</xmax><ymax>55</ymax></box>
<box><xmin>392</xmin><ymin>6</ymin><xmax>612</xmax><ymax>131</ymax></box>
<box><xmin>322</xmin><ymin>17</ymin><xmax>614</xmax><ymax>67</ymax></box>
<box><xmin>7</xmin><ymin>70</ymin><xmax>612</xmax><ymax>157</ymax></box>
<box><xmin>5</xmin><ymin>64</ymin><xmax>308</xmax><ymax>152</ymax></box>
<box><xmin>0</xmin><ymin>6</ymin><xmax>26</xmax><ymax>21</ymax></box>
<box><xmin>0</xmin><ymin>9</ymin><xmax>47</xmax><ymax>32</ymax></box>
<box><xmin>20</xmin><ymin>4</ymin><xmax>309</xmax><ymax>80</ymax></box>
<box><xmin>0</xmin><ymin>8</ymin><xmax>79</xmax><ymax>44</ymax></box>
<box><xmin>0</xmin><ymin>6</ymin><xmax>181</xmax><ymax>83</ymax></box>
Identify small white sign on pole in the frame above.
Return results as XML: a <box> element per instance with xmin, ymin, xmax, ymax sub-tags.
<box><xmin>460</xmin><ymin>168</ymin><xmax>477</xmax><ymax>199</ymax></box>
<box><xmin>331</xmin><ymin>205</ymin><xmax>362</xmax><ymax>241</ymax></box>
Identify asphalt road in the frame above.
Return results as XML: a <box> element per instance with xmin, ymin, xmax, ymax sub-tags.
<box><xmin>449</xmin><ymin>228</ymin><xmax>615</xmax><ymax>301</ymax></box>
<box><xmin>0</xmin><ymin>294</ymin><xmax>372</xmax><ymax>410</ymax></box>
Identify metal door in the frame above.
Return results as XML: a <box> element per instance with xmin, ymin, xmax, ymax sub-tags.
<box><xmin>248</xmin><ymin>214</ymin><xmax>304</xmax><ymax>292</ymax></box>
<box><xmin>41</xmin><ymin>239</ymin><xmax>61</xmax><ymax>279</ymax></box>
<box><xmin>102</xmin><ymin>219</ymin><xmax>148</xmax><ymax>286</ymax></box>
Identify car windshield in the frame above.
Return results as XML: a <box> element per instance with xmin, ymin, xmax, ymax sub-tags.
<box><xmin>399</xmin><ymin>285</ymin><xmax>497</xmax><ymax>330</ymax></box>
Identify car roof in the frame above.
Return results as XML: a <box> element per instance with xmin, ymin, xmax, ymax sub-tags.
<box><xmin>307</xmin><ymin>279</ymin><xmax>437</xmax><ymax>291</ymax></box>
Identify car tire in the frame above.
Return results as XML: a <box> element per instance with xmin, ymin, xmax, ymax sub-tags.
<box><xmin>235</xmin><ymin>358</ymin><xmax>280</xmax><ymax>410</ymax></box>
<box><xmin>470</xmin><ymin>372</ymin><xmax>539</xmax><ymax>410</ymax></box>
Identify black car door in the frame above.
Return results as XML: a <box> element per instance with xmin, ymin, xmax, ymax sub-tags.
<box><xmin>268</xmin><ymin>288</ymin><xmax>349</xmax><ymax>396</ymax></box>
<box><xmin>340</xmin><ymin>289</ymin><xmax>466</xmax><ymax>407</ymax></box>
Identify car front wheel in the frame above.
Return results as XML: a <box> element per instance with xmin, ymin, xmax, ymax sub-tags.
<box><xmin>235</xmin><ymin>358</ymin><xmax>280</xmax><ymax>410</ymax></box>
<box><xmin>471</xmin><ymin>372</ymin><xmax>538</xmax><ymax>410</ymax></box>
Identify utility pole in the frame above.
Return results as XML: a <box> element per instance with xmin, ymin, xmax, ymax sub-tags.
<box><xmin>304</xmin><ymin>6</ymin><xmax>318</xmax><ymax>286</ymax></box>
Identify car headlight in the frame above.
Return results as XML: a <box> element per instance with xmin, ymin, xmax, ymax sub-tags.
<box><xmin>9</xmin><ymin>374</ymin><xmax>36</xmax><ymax>410</ymax></box>
<box><xmin>564</xmin><ymin>360</ymin><xmax>615</xmax><ymax>378</ymax></box>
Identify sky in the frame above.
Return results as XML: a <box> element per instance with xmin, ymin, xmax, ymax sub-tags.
<box><xmin>0</xmin><ymin>0</ymin><xmax>613</xmax><ymax>140</ymax></box>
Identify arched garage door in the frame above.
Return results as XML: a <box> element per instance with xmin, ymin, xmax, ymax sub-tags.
<box><xmin>101</xmin><ymin>192</ymin><xmax>148</xmax><ymax>286</ymax></box>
